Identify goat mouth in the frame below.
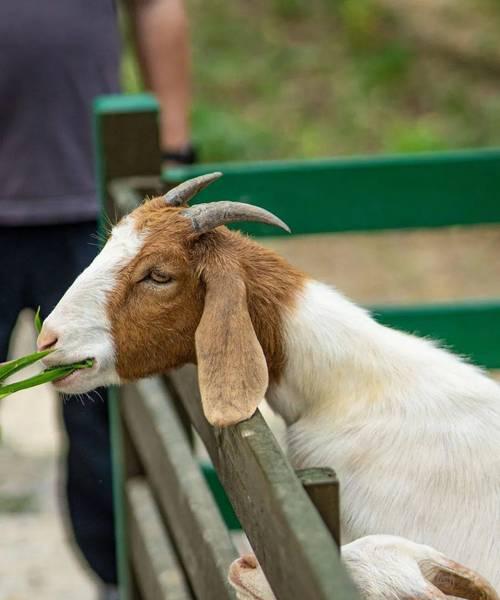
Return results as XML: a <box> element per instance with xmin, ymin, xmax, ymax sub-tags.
<box><xmin>50</xmin><ymin>358</ymin><xmax>95</xmax><ymax>385</ymax></box>
<box><xmin>53</xmin><ymin>371</ymin><xmax>80</xmax><ymax>385</ymax></box>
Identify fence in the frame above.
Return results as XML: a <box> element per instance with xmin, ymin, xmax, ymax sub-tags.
<box><xmin>94</xmin><ymin>93</ymin><xmax>500</xmax><ymax>600</ymax></box>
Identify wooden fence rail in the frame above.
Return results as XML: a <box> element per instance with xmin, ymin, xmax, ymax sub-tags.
<box><xmin>113</xmin><ymin>369</ymin><xmax>356</xmax><ymax>600</ymax></box>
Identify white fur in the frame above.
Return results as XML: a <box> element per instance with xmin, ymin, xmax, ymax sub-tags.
<box><xmin>342</xmin><ymin>536</ymin><xmax>472</xmax><ymax>599</ymax></box>
<box><xmin>228</xmin><ymin>535</ymin><xmax>498</xmax><ymax>600</ymax></box>
<box><xmin>41</xmin><ymin>217</ymin><xmax>145</xmax><ymax>393</ymax></box>
<box><xmin>267</xmin><ymin>280</ymin><xmax>500</xmax><ymax>588</ymax></box>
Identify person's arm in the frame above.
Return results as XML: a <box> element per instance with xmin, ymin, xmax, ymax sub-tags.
<box><xmin>130</xmin><ymin>0</ymin><xmax>191</xmax><ymax>154</ymax></box>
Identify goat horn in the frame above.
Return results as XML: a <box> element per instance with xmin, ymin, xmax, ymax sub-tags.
<box><xmin>421</xmin><ymin>559</ymin><xmax>499</xmax><ymax>600</ymax></box>
<box><xmin>182</xmin><ymin>201</ymin><xmax>291</xmax><ymax>234</ymax></box>
<box><xmin>163</xmin><ymin>172</ymin><xmax>223</xmax><ymax>207</ymax></box>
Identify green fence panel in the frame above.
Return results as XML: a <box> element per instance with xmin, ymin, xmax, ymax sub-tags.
<box><xmin>373</xmin><ymin>300</ymin><xmax>500</xmax><ymax>369</ymax></box>
<box><xmin>165</xmin><ymin>149</ymin><xmax>500</xmax><ymax>237</ymax></box>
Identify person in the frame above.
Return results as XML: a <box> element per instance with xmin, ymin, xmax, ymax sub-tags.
<box><xmin>0</xmin><ymin>1</ymin><xmax>195</xmax><ymax>597</ymax></box>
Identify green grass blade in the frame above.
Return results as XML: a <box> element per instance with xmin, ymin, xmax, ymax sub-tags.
<box><xmin>0</xmin><ymin>366</ymin><xmax>76</xmax><ymax>399</ymax></box>
<box><xmin>0</xmin><ymin>355</ymin><xmax>94</xmax><ymax>398</ymax></box>
<box><xmin>0</xmin><ymin>350</ymin><xmax>54</xmax><ymax>383</ymax></box>
<box><xmin>34</xmin><ymin>307</ymin><xmax>43</xmax><ymax>334</ymax></box>
<box><xmin>43</xmin><ymin>358</ymin><xmax>94</xmax><ymax>373</ymax></box>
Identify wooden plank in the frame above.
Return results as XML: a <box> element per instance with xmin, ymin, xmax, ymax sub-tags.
<box><xmin>169</xmin><ymin>366</ymin><xmax>360</xmax><ymax>600</ymax></box>
<box><xmin>121</xmin><ymin>379</ymin><xmax>237</xmax><ymax>600</ymax></box>
<box><xmin>122</xmin><ymin>415</ymin><xmax>144</xmax><ymax>481</ymax></box>
<box><xmin>162</xmin><ymin>375</ymin><xmax>194</xmax><ymax>447</ymax></box>
<box><xmin>298</xmin><ymin>468</ymin><xmax>341</xmax><ymax>549</ymax></box>
<box><xmin>373</xmin><ymin>300</ymin><xmax>500</xmax><ymax>369</ymax></box>
<box><xmin>127</xmin><ymin>478</ymin><xmax>192</xmax><ymax>600</ymax></box>
<box><xmin>164</xmin><ymin>148</ymin><xmax>500</xmax><ymax>236</ymax></box>
<box><xmin>108</xmin><ymin>176</ymin><xmax>163</xmax><ymax>216</ymax></box>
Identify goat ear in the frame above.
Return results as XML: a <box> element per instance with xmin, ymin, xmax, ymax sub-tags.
<box><xmin>420</xmin><ymin>558</ymin><xmax>499</xmax><ymax>600</ymax></box>
<box><xmin>195</xmin><ymin>270</ymin><xmax>268</xmax><ymax>427</ymax></box>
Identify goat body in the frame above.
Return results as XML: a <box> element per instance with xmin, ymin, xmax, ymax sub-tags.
<box><xmin>228</xmin><ymin>535</ymin><xmax>499</xmax><ymax>600</ymax></box>
<box><xmin>267</xmin><ymin>280</ymin><xmax>500</xmax><ymax>587</ymax></box>
<box><xmin>39</xmin><ymin>174</ymin><xmax>500</xmax><ymax>590</ymax></box>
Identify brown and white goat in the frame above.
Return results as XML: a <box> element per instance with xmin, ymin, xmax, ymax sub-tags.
<box><xmin>228</xmin><ymin>536</ymin><xmax>499</xmax><ymax>600</ymax></box>
<box><xmin>39</xmin><ymin>173</ymin><xmax>500</xmax><ymax>590</ymax></box>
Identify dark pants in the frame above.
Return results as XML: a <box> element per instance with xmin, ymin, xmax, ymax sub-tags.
<box><xmin>0</xmin><ymin>222</ymin><xmax>117</xmax><ymax>585</ymax></box>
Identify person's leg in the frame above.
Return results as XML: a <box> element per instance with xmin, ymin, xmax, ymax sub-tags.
<box><xmin>31</xmin><ymin>221</ymin><xmax>117</xmax><ymax>585</ymax></box>
<box><xmin>0</xmin><ymin>227</ymin><xmax>29</xmax><ymax>360</ymax></box>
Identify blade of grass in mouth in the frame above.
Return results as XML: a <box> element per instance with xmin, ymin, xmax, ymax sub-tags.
<box><xmin>0</xmin><ymin>359</ymin><xmax>94</xmax><ymax>399</ymax></box>
<box><xmin>0</xmin><ymin>350</ymin><xmax>54</xmax><ymax>383</ymax></box>
<box><xmin>1</xmin><ymin>305</ymin><xmax>95</xmax><ymax>398</ymax></box>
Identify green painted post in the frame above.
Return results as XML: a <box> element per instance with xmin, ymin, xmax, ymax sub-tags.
<box><xmin>93</xmin><ymin>102</ymin><xmax>130</xmax><ymax>600</ymax></box>
<box><xmin>108</xmin><ymin>388</ymin><xmax>130</xmax><ymax>600</ymax></box>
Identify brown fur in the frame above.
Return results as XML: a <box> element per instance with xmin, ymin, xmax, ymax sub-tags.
<box><xmin>107</xmin><ymin>197</ymin><xmax>305</xmax><ymax>425</ymax></box>
<box><xmin>423</xmin><ymin>561</ymin><xmax>499</xmax><ymax>600</ymax></box>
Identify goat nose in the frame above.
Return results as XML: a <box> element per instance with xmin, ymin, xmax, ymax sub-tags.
<box><xmin>37</xmin><ymin>327</ymin><xmax>59</xmax><ymax>351</ymax></box>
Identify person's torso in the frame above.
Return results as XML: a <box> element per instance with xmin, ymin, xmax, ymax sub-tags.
<box><xmin>0</xmin><ymin>0</ymin><xmax>121</xmax><ymax>224</ymax></box>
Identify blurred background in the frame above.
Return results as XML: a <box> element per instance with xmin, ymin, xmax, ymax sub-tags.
<box><xmin>123</xmin><ymin>0</ymin><xmax>500</xmax><ymax>160</ymax></box>
<box><xmin>2</xmin><ymin>0</ymin><xmax>500</xmax><ymax>598</ymax></box>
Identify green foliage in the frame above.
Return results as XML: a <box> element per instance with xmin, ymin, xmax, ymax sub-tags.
<box><xmin>382</xmin><ymin>120</ymin><xmax>448</xmax><ymax>154</ymax></box>
<box><xmin>0</xmin><ymin>350</ymin><xmax>53</xmax><ymax>384</ymax></box>
<box><xmin>34</xmin><ymin>306</ymin><xmax>42</xmax><ymax>335</ymax></box>
<box><xmin>271</xmin><ymin>0</ymin><xmax>308</xmax><ymax>19</ymax></box>
<box><xmin>121</xmin><ymin>0</ymin><xmax>500</xmax><ymax>161</ymax></box>
<box><xmin>192</xmin><ymin>103</ymin><xmax>276</xmax><ymax>162</ymax></box>
<box><xmin>0</xmin><ymin>354</ymin><xmax>94</xmax><ymax>400</ymax></box>
<box><xmin>335</xmin><ymin>0</ymin><xmax>390</xmax><ymax>50</ymax></box>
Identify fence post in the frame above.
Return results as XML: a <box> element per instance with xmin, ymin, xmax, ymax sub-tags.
<box><xmin>297</xmin><ymin>467</ymin><xmax>341</xmax><ymax>548</ymax></box>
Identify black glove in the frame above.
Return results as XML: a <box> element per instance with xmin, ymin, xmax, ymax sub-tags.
<box><xmin>161</xmin><ymin>143</ymin><xmax>198</xmax><ymax>166</ymax></box>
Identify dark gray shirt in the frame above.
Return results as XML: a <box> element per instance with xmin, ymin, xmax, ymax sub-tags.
<box><xmin>0</xmin><ymin>1</ymin><xmax>121</xmax><ymax>225</ymax></box>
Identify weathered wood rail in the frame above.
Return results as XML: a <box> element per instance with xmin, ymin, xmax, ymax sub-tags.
<box><xmin>118</xmin><ymin>374</ymin><xmax>352</xmax><ymax>600</ymax></box>
<box><xmin>93</xmin><ymin>93</ymin><xmax>500</xmax><ymax>600</ymax></box>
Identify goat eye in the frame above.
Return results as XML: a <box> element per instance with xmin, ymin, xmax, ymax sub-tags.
<box><xmin>147</xmin><ymin>270</ymin><xmax>172</xmax><ymax>285</ymax></box>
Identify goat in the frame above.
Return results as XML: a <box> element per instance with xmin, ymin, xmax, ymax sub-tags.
<box><xmin>38</xmin><ymin>173</ymin><xmax>500</xmax><ymax>589</ymax></box>
<box><xmin>228</xmin><ymin>536</ymin><xmax>499</xmax><ymax>600</ymax></box>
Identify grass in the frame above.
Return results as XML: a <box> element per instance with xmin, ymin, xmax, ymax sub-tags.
<box><xmin>34</xmin><ymin>306</ymin><xmax>42</xmax><ymax>335</ymax></box>
<box><xmin>0</xmin><ymin>312</ymin><xmax>94</xmax><ymax>400</ymax></box>
<box><xmin>0</xmin><ymin>350</ymin><xmax>54</xmax><ymax>385</ymax></box>
<box><xmin>0</xmin><ymin>359</ymin><xmax>94</xmax><ymax>400</ymax></box>
<box><xmin>122</xmin><ymin>0</ymin><xmax>500</xmax><ymax>161</ymax></box>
